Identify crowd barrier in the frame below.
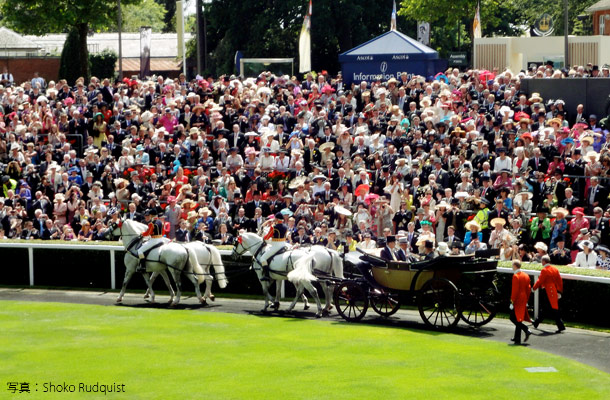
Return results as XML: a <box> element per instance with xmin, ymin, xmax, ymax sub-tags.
<box><xmin>1</xmin><ymin>242</ymin><xmax>609</xmax><ymax>321</ymax></box>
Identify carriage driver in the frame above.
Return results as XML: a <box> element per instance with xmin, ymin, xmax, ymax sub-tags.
<box><xmin>137</xmin><ymin>209</ymin><xmax>169</xmax><ymax>272</ymax></box>
<box><xmin>258</xmin><ymin>212</ymin><xmax>288</xmax><ymax>281</ymax></box>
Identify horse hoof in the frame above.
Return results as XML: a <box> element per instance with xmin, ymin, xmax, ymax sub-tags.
<box><xmin>200</xmin><ymin>299</ymin><xmax>207</xmax><ymax>305</ymax></box>
<box><xmin>322</xmin><ymin>310</ymin><xmax>330</xmax><ymax>317</ymax></box>
<box><xmin>116</xmin><ymin>298</ymin><xmax>123</xmax><ymax>303</ymax></box>
<box><xmin>315</xmin><ymin>313</ymin><xmax>322</xmax><ymax>318</ymax></box>
<box><xmin>170</xmin><ymin>302</ymin><xmax>178</xmax><ymax>307</ymax></box>
<box><xmin>209</xmin><ymin>295</ymin><xmax>215</xmax><ymax>302</ymax></box>
<box><xmin>143</xmin><ymin>293</ymin><xmax>150</xmax><ymax>299</ymax></box>
<box><xmin>303</xmin><ymin>304</ymin><xmax>310</xmax><ymax>310</ymax></box>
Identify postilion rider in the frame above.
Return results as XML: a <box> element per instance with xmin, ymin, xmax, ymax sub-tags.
<box><xmin>137</xmin><ymin>209</ymin><xmax>170</xmax><ymax>272</ymax></box>
<box><xmin>258</xmin><ymin>213</ymin><xmax>288</xmax><ymax>281</ymax></box>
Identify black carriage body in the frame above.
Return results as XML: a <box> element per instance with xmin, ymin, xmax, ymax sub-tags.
<box><xmin>335</xmin><ymin>250</ymin><xmax>499</xmax><ymax>328</ymax></box>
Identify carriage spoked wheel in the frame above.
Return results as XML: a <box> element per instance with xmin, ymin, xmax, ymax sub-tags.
<box><xmin>370</xmin><ymin>289</ymin><xmax>401</xmax><ymax>317</ymax></box>
<box><xmin>334</xmin><ymin>281</ymin><xmax>369</xmax><ymax>322</ymax></box>
<box><xmin>459</xmin><ymin>284</ymin><xmax>499</xmax><ymax>327</ymax></box>
<box><xmin>418</xmin><ymin>278</ymin><xmax>460</xmax><ymax>329</ymax></box>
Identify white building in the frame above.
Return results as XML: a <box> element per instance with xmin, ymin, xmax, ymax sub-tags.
<box><xmin>25</xmin><ymin>32</ymin><xmax>194</xmax><ymax>58</ymax></box>
<box><xmin>474</xmin><ymin>35</ymin><xmax>610</xmax><ymax>72</ymax></box>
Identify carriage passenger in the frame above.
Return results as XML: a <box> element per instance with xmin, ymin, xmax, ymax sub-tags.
<box><xmin>380</xmin><ymin>235</ymin><xmax>398</xmax><ymax>261</ymax></box>
<box><xmin>421</xmin><ymin>240</ymin><xmax>436</xmax><ymax>260</ymax></box>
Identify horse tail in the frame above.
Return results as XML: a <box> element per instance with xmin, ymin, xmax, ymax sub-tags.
<box><xmin>287</xmin><ymin>253</ymin><xmax>317</xmax><ymax>284</ymax></box>
<box><xmin>208</xmin><ymin>245</ymin><xmax>228</xmax><ymax>288</ymax></box>
<box><xmin>331</xmin><ymin>249</ymin><xmax>345</xmax><ymax>279</ymax></box>
<box><xmin>188</xmin><ymin>246</ymin><xmax>206</xmax><ymax>285</ymax></box>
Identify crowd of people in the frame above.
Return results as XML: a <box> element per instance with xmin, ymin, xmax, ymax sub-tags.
<box><xmin>0</xmin><ymin>64</ymin><xmax>609</xmax><ymax>269</ymax></box>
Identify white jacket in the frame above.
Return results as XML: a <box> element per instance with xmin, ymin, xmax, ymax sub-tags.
<box><xmin>573</xmin><ymin>251</ymin><xmax>598</xmax><ymax>269</ymax></box>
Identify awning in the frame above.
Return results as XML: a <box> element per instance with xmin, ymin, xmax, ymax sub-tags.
<box><xmin>115</xmin><ymin>57</ymin><xmax>182</xmax><ymax>72</ymax></box>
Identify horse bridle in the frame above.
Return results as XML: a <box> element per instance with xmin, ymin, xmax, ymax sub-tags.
<box><xmin>233</xmin><ymin>236</ymin><xmax>266</xmax><ymax>263</ymax></box>
<box><xmin>107</xmin><ymin>219</ymin><xmax>140</xmax><ymax>252</ymax></box>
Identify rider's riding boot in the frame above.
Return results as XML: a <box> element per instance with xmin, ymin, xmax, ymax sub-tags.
<box><xmin>137</xmin><ymin>254</ymin><xmax>146</xmax><ymax>273</ymax></box>
<box><xmin>261</xmin><ymin>263</ymin><xmax>270</xmax><ymax>281</ymax></box>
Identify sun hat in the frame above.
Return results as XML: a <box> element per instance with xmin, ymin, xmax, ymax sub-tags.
<box><xmin>578</xmin><ymin>240</ymin><xmax>595</xmax><ymax>250</ymax></box>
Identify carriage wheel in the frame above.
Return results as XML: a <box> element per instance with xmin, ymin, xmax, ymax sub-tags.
<box><xmin>370</xmin><ymin>289</ymin><xmax>401</xmax><ymax>317</ymax></box>
<box><xmin>418</xmin><ymin>278</ymin><xmax>460</xmax><ymax>329</ymax></box>
<box><xmin>334</xmin><ymin>281</ymin><xmax>369</xmax><ymax>322</ymax></box>
<box><xmin>460</xmin><ymin>284</ymin><xmax>499</xmax><ymax>327</ymax></box>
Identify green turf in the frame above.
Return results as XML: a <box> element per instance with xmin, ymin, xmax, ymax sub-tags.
<box><xmin>1</xmin><ymin>301</ymin><xmax>609</xmax><ymax>400</ymax></box>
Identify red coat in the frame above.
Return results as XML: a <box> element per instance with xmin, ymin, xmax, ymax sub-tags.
<box><xmin>511</xmin><ymin>270</ymin><xmax>531</xmax><ymax>323</ymax></box>
<box><xmin>533</xmin><ymin>265</ymin><xmax>563</xmax><ymax>310</ymax></box>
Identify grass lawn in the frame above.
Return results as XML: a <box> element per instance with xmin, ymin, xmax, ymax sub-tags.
<box><xmin>1</xmin><ymin>301</ymin><xmax>609</xmax><ymax>400</ymax></box>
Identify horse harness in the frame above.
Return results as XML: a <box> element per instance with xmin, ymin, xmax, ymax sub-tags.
<box><xmin>246</xmin><ymin>241</ymin><xmax>293</xmax><ymax>277</ymax></box>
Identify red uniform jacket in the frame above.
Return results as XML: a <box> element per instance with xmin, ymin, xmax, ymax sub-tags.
<box><xmin>533</xmin><ymin>265</ymin><xmax>563</xmax><ymax>310</ymax></box>
<box><xmin>511</xmin><ymin>270</ymin><xmax>531</xmax><ymax>323</ymax></box>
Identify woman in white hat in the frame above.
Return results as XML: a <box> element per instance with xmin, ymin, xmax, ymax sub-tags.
<box><xmin>571</xmin><ymin>240</ymin><xmax>597</xmax><ymax>269</ymax></box>
<box><xmin>533</xmin><ymin>242</ymin><xmax>548</xmax><ymax>263</ymax></box>
<box><xmin>52</xmin><ymin>193</ymin><xmax>67</xmax><ymax>228</ymax></box>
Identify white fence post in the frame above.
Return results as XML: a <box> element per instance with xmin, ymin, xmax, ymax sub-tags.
<box><xmin>110</xmin><ymin>249</ymin><xmax>116</xmax><ymax>290</ymax></box>
<box><xmin>28</xmin><ymin>247</ymin><xmax>34</xmax><ymax>286</ymax></box>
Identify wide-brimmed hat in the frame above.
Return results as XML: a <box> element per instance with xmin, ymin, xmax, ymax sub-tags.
<box><xmin>491</xmin><ymin>218</ymin><xmax>506</xmax><ymax>227</ymax></box>
<box><xmin>596</xmin><ymin>245</ymin><xmax>610</xmax><ymax>255</ymax></box>
<box><xmin>334</xmin><ymin>205</ymin><xmax>352</xmax><ymax>217</ymax></box>
<box><xmin>53</xmin><ymin>193</ymin><xmax>65</xmax><ymax>202</ymax></box>
<box><xmin>572</xmin><ymin>207</ymin><xmax>585</xmax><ymax>217</ymax></box>
<box><xmin>319</xmin><ymin>142</ymin><xmax>335</xmax><ymax>152</ymax></box>
<box><xmin>578</xmin><ymin>240</ymin><xmax>595</xmax><ymax>250</ymax></box>
<box><xmin>435</xmin><ymin>201</ymin><xmax>450</xmax><ymax>210</ymax></box>
<box><xmin>580</xmin><ymin>135</ymin><xmax>594</xmax><ymax>145</ymax></box>
<box><xmin>465</xmin><ymin>220</ymin><xmax>481</xmax><ymax>231</ymax></box>
<box><xmin>528</xmin><ymin>92</ymin><xmax>543</xmax><ymax>103</ymax></box>
<box><xmin>517</xmin><ymin>191</ymin><xmax>533</xmax><ymax>199</ymax></box>
<box><xmin>551</xmin><ymin>207</ymin><xmax>570</xmax><ymax>217</ymax></box>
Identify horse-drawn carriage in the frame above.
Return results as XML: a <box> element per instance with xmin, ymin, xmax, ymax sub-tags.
<box><xmin>333</xmin><ymin>250</ymin><xmax>500</xmax><ymax>329</ymax></box>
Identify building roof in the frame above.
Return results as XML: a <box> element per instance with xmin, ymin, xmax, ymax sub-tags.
<box><xmin>339</xmin><ymin>30</ymin><xmax>437</xmax><ymax>59</ymax></box>
<box><xmin>0</xmin><ymin>27</ymin><xmax>42</xmax><ymax>50</ymax></box>
<box><xmin>26</xmin><ymin>32</ymin><xmax>194</xmax><ymax>58</ymax></box>
<box><xmin>116</xmin><ymin>58</ymin><xmax>182</xmax><ymax>73</ymax></box>
<box><xmin>586</xmin><ymin>0</ymin><xmax>610</xmax><ymax>14</ymax></box>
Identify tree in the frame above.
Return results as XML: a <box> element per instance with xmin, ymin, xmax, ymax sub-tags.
<box><xmin>1</xmin><ymin>0</ymin><xmax>141</xmax><ymax>80</ymax></box>
<box><xmin>398</xmin><ymin>0</ymin><xmax>528</xmax><ymax>56</ymax></box>
<box><xmin>90</xmin><ymin>49</ymin><xmax>119</xmax><ymax>80</ymax></box>
<box><xmin>200</xmin><ymin>0</ymin><xmax>414</xmax><ymax>77</ymax></box>
<box><xmin>117</xmin><ymin>0</ymin><xmax>166</xmax><ymax>32</ymax></box>
<box><xmin>156</xmin><ymin>0</ymin><xmax>177</xmax><ymax>33</ymax></box>
<box><xmin>59</xmin><ymin>28</ymin><xmax>82</xmax><ymax>84</ymax></box>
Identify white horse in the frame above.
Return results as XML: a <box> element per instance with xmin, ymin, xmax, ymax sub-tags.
<box><xmin>288</xmin><ymin>245</ymin><xmax>344</xmax><ymax>314</ymax></box>
<box><xmin>109</xmin><ymin>219</ymin><xmax>200</xmax><ymax>306</ymax></box>
<box><xmin>232</xmin><ymin>232</ymin><xmax>343</xmax><ymax>317</ymax></box>
<box><xmin>148</xmin><ymin>241</ymin><xmax>228</xmax><ymax>304</ymax></box>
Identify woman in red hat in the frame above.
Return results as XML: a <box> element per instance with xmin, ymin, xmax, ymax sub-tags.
<box><xmin>569</xmin><ymin>207</ymin><xmax>589</xmax><ymax>250</ymax></box>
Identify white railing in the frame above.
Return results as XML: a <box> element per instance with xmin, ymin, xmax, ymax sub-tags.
<box><xmin>2</xmin><ymin>242</ymin><xmax>609</xmax><ymax>318</ymax></box>
<box><xmin>0</xmin><ymin>242</ymin><xmax>238</xmax><ymax>290</ymax></box>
